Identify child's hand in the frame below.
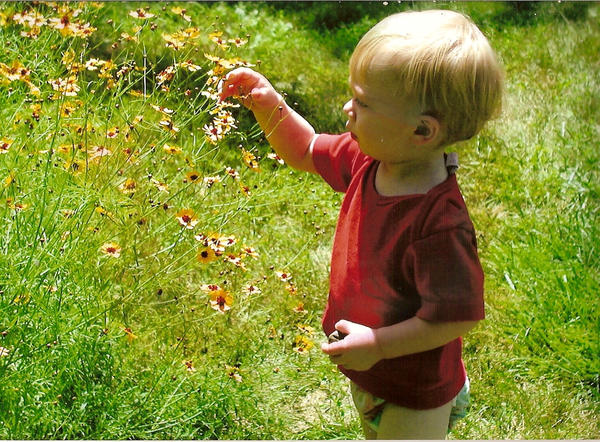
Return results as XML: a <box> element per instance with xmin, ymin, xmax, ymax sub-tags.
<box><xmin>321</xmin><ymin>320</ymin><xmax>384</xmax><ymax>371</ymax></box>
<box><xmin>219</xmin><ymin>67</ymin><xmax>281</xmax><ymax>113</ymax></box>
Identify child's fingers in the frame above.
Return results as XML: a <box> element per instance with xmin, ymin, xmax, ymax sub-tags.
<box><xmin>219</xmin><ymin>78</ymin><xmax>244</xmax><ymax>101</ymax></box>
<box><xmin>218</xmin><ymin>72</ymin><xmax>243</xmax><ymax>100</ymax></box>
<box><xmin>329</xmin><ymin>354</ymin><xmax>344</xmax><ymax>366</ymax></box>
<box><xmin>334</xmin><ymin>319</ymin><xmax>354</xmax><ymax>335</ymax></box>
<box><xmin>219</xmin><ymin>68</ymin><xmax>259</xmax><ymax>101</ymax></box>
<box><xmin>321</xmin><ymin>340</ymin><xmax>346</xmax><ymax>356</ymax></box>
<box><xmin>219</xmin><ymin>83</ymin><xmax>244</xmax><ymax>102</ymax></box>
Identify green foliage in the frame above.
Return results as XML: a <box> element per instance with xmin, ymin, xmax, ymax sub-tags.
<box><xmin>0</xmin><ymin>1</ymin><xmax>598</xmax><ymax>440</ymax></box>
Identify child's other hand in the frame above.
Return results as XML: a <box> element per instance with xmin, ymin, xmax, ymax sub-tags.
<box><xmin>219</xmin><ymin>67</ymin><xmax>281</xmax><ymax>112</ymax></box>
<box><xmin>321</xmin><ymin>320</ymin><xmax>384</xmax><ymax>371</ymax></box>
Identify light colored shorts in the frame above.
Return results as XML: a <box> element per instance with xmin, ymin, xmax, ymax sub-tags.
<box><xmin>350</xmin><ymin>377</ymin><xmax>471</xmax><ymax>434</ymax></box>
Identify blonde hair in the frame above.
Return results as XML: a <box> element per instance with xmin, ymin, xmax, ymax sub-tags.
<box><xmin>350</xmin><ymin>10</ymin><xmax>503</xmax><ymax>145</ymax></box>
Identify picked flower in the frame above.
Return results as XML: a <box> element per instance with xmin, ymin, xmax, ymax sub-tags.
<box><xmin>175</xmin><ymin>208</ymin><xmax>199</xmax><ymax>229</ymax></box>
<box><xmin>101</xmin><ymin>242</ymin><xmax>121</xmax><ymax>258</ymax></box>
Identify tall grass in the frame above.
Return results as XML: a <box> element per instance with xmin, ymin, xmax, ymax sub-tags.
<box><xmin>0</xmin><ymin>1</ymin><xmax>598</xmax><ymax>439</ymax></box>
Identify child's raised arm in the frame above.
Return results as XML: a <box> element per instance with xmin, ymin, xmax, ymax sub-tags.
<box><xmin>220</xmin><ymin>68</ymin><xmax>317</xmax><ymax>173</ymax></box>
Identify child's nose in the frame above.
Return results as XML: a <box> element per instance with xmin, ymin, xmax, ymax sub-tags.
<box><xmin>343</xmin><ymin>99</ymin><xmax>354</xmax><ymax>118</ymax></box>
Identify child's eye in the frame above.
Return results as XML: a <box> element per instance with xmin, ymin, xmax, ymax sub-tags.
<box><xmin>353</xmin><ymin>97</ymin><xmax>368</xmax><ymax>108</ymax></box>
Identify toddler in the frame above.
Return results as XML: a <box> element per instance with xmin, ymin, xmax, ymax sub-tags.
<box><xmin>220</xmin><ymin>9</ymin><xmax>502</xmax><ymax>439</ymax></box>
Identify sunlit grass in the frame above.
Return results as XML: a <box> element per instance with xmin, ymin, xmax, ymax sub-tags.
<box><xmin>0</xmin><ymin>2</ymin><xmax>341</xmax><ymax>439</ymax></box>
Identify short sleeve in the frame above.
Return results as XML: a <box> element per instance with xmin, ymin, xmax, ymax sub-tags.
<box><xmin>312</xmin><ymin>132</ymin><xmax>367</xmax><ymax>193</ymax></box>
<box><xmin>402</xmin><ymin>228</ymin><xmax>485</xmax><ymax>322</ymax></box>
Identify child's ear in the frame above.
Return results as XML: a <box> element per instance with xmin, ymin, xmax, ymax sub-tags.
<box><xmin>412</xmin><ymin>115</ymin><xmax>442</xmax><ymax>147</ymax></box>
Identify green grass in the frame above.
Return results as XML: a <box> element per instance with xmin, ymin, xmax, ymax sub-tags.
<box><xmin>0</xmin><ymin>1</ymin><xmax>598</xmax><ymax>439</ymax></box>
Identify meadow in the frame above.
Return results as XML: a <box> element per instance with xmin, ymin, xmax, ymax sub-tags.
<box><xmin>0</xmin><ymin>1</ymin><xmax>598</xmax><ymax>439</ymax></box>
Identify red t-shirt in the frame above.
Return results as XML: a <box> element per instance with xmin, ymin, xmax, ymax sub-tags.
<box><xmin>312</xmin><ymin>132</ymin><xmax>485</xmax><ymax>410</ymax></box>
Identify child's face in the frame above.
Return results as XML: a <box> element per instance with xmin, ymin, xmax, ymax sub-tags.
<box><xmin>343</xmin><ymin>74</ymin><xmax>421</xmax><ymax>164</ymax></box>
